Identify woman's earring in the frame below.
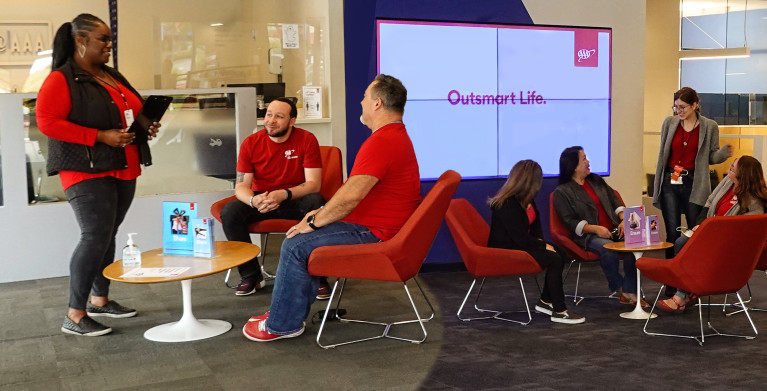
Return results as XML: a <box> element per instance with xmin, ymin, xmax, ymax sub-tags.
<box><xmin>77</xmin><ymin>44</ymin><xmax>86</xmax><ymax>58</ymax></box>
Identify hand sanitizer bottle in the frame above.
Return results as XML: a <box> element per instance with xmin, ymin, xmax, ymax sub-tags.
<box><xmin>122</xmin><ymin>233</ymin><xmax>142</xmax><ymax>268</ymax></box>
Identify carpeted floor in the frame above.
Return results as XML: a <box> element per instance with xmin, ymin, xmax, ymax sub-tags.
<box><xmin>3</xmin><ymin>256</ymin><xmax>767</xmax><ymax>390</ymax></box>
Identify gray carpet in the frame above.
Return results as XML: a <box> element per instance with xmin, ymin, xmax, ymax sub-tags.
<box><xmin>4</xmin><ymin>256</ymin><xmax>767</xmax><ymax>390</ymax></box>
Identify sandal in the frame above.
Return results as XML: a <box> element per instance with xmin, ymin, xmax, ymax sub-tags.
<box><xmin>657</xmin><ymin>296</ymin><xmax>686</xmax><ymax>313</ymax></box>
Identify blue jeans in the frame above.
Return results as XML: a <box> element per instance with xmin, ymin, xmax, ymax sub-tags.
<box><xmin>659</xmin><ymin>170</ymin><xmax>703</xmax><ymax>258</ymax></box>
<box><xmin>220</xmin><ymin>193</ymin><xmax>325</xmax><ymax>280</ymax></box>
<box><xmin>64</xmin><ymin>177</ymin><xmax>136</xmax><ymax>310</ymax></box>
<box><xmin>265</xmin><ymin>221</ymin><xmax>381</xmax><ymax>335</ymax></box>
<box><xmin>585</xmin><ymin>236</ymin><xmax>637</xmax><ymax>293</ymax></box>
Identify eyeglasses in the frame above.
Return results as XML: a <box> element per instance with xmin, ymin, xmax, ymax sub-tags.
<box><xmin>672</xmin><ymin>104</ymin><xmax>692</xmax><ymax>113</ymax></box>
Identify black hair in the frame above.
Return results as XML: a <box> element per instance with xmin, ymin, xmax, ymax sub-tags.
<box><xmin>271</xmin><ymin>97</ymin><xmax>298</xmax><ymax>118</ymax></box>
<box><xmin>558</xmin><ymin>146</ymin><xmax>584</xmax><ymax>185</ymax></box>
<box><xmin>52</xmin><ymin>13</ymin><xmax>105</xmax><ymax>69</ymax></box>
<box><xmin>372</xmin><ymin>74</ymin><xmax>407</xmax><ymax>114</ymax></box>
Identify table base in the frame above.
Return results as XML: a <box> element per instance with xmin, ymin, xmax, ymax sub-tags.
<box><xmin>620</xmin><ymin>306</ymin><xmax>658</xmax><ymax>320</ymax></box>
<box><xmin>144</xmin><ymin>318</ymin><xmax>232</xmax><ymax>342</ymax></box>
<box><xmin>143</xmin><ymin>279</ymin><xmax>232</xmax><ymax>342</ymax></box>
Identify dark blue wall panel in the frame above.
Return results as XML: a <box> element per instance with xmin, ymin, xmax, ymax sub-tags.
<box><xmin>343</xmin><ymin>1</ymin><xmax>536</xmax><ymax>264</ymax></box>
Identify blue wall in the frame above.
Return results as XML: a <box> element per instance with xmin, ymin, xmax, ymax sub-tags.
<box><xmin>344</xmin><ymin>1</ymin><xmax>555</xmax><ymax>265</ymax></box>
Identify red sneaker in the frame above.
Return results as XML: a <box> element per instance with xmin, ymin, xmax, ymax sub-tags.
<box><xmin>242</xmin><ymin>318</ymin><xmax>304</xmax><ymax>342</ymax></box>
<box><xmin>248</xmin><ymin>311</ymin><xmax>269</xmax><ymax>322</ymax></box>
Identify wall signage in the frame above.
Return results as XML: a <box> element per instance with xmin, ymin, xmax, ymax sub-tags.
<box><xmin>0</xmin><ymin>21</ymin><xmax>52</xmax><ymax>66</ymax></box>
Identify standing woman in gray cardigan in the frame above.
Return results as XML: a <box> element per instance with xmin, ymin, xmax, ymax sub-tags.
<box><xmin>652</xmin><ymin>87</ymin><xmax>732</xmax><ymax>260</ymax></box>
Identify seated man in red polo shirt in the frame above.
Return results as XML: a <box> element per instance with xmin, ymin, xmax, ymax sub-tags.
<box><xmin>242</xmin><ymin>74</ymin><xmax>421</xmax><ymax>341</ymax></box>
<box><xmin>220</xmin><ymin>97</ymin><xmax>329</xmax><ymax>297</ymax></box>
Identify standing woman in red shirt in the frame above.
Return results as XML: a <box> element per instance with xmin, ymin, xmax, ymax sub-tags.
<box><xmin>36</xmin><ymin>14</ymin><xmax>160</xmax><ymax>336</ymax></box>
<box><xmin>651</xmin><ymin>87</ymin><xmax>732</xmax><ymax>263</ymax></box>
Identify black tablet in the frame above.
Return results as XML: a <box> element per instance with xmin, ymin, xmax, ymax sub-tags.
<box><xmin>129</xmin><ymin>95</ymin><xmax>172</xmax><ymax>145</ymax></box>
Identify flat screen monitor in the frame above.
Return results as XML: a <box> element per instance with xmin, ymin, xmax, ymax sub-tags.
<box><xmin>377</xmin><ymin>19</ymin><xmax>612</xmax><ymax>179</ymax></box>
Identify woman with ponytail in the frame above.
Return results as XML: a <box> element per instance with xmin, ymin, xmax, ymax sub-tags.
<box><xmin>37</xmin><ymin>14</ymin><xmax>161</xmax><ymax>336</ymax></box>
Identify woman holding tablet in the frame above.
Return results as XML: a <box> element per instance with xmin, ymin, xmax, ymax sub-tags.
<box><xmin>37</xmin><ymin>14</ymin><xmax>161</xmax><ymax>336</ymax></box>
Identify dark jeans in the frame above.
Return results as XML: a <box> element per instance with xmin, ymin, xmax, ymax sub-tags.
<box><xmin>586</xmin><ymin>236</ymin><xmax>637</xmax><ymax>294</ymax></box>
<box><xmin>220</xmin><ymin>193</ymin><xmax>324</xmax><ymax>280</ymax></box>
<box><xmin>659</xmin><ymin>170</ymin><xmax>703</xmax><ymax>258</ymax></box>
<box><xmin>526</xmin><ymin>243</ymin><xmax>568</xmax><ymax>312</ymax></box>
<box><xmin>64</xmin><ymin>177</ymin><xmax>136</xmax><ymax>310</ymax></box>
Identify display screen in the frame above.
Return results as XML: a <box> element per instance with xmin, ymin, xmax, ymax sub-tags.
<box><xmin>377</xmin><ymin>19</ymin><xmax>612</xmax><ymax>179</ymax></box>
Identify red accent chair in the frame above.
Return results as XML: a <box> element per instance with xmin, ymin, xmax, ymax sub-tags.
<box><xmin>210</xmin><ymin>146</ymin><xmax>343</xmax><ymax>285</ymax></box>
<box><xmin>445</xmin><ymin>198</ymin><xmax>543</xmax><ymax>325</ymax></box>
<box><xmin>637</xmin><ymin>214</ymin><xmax>767</xmax><ymax>345</ymax></box>
<box><xmin>548</xmin><ymin>191</ymin><xmax>625</xmax><ymax>305</ymax></box>
<box><xmin>306</xmin><ymin>170</ymin><xmax>461</xmax><ymax>349</ymax></box>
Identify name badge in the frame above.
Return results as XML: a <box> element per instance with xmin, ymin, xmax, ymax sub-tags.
<box><xmin>670</xmin><ymin>165</ymin><xmax>684</xmax><ymax>185</ymax></box>
<box><xmin>123</xmin><ymin>109</ymin><xmax>135</xmax><ymax>129</ymax></box>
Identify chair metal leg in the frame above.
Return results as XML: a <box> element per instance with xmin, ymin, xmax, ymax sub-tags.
<box><xmin>260</xmin><ymin>233</ymin><xmax>276</xmax><ymax>280</ymax></box>
<box><xmin>315</xmin><ymin>277</ymin><xmax>434</xmax><ymax>349</ymax></box>
<box><xmin>563</xmin><ymin>260</ymin><xmax>617</xmax><ymax>306</ymax></box>
<box><xmin>223</xmin><ymin>268</ymin><xmax>236</xmax><ymax>289</ymax></box>
<box><xmin>724</xmin><ymin>282</ymin><xmax>760</xmax><ymax>317</ymax></box>
<box><xmin>456</xmin><ymin>277</ymin><xmax>533</xmax><ymax>325</ymax></box>
<box><xmin>644</xmin><ymin>285</ymin><xmax>757</xmax><ymax>346</ymax></box>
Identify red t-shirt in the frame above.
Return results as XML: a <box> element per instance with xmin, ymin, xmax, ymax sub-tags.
<box><xmin>342</xmin><ymin>122</ymin><xmax>421</xmax><ymax>241</ymax></box>
<box><xmin>667</xmin><ymin>123</ymin><xmax>699</xmax><ymax>169</ymax></box>
<box><xmin>36</xmin><ymin>70</ymin><xmax>142</xmax><ymax>190</ymax></box>
<box><xmin>715</xmin><ymin>186</ymin><xmax>738</xmax><ymax>216</ymax></box>
<box><xmin>236</xmin><ymin>127</ymin><xmax>321</xmax><ymax>192</ymax></box>
<box><xmin>582</xmin><ymin>180</ymin><xmax>615</xmax><ymax>230</ymax></box>
<box><xmin>526</xmin><ymin>204</ymin><xmax>536</xmax><ymax>229</ymax></box>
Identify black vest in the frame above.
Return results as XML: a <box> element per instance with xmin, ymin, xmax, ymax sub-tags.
<box><xmin>45</xmin><ymin>60</ymin><xmax>152</xmax><ymax>176</ymax></box>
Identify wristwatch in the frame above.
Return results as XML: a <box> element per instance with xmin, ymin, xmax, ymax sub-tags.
<box><xmin>284</xmin><ymin>188</ymin><xmax>292</xmax><ymax>201</ymax></box>
<box><xmin>307</xmin><ymin>214</ymin><xmax>321</xmax><ymax>230</ymax></box>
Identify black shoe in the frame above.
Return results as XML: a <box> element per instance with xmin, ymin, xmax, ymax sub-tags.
<box><xmin>61</xmin><ymin>315</ymin><xmax>112</xmax><ymax>336</ymax></box>
<box><xmin>551</xmin><ymin>310</ymin><xmax>585</xmax><ymax>325</ymax></box>
<box><xmin>534</xmin><ymin>299</ymin><xmax>553</xmax><ymax>316</ymax></box>
<box><xmin>86</xmin><ymin>300</ymin><xmax>137</xmax><ymax>318</ymax></box>
<box><xmin>316</xmin><ymin>281</ymin><xmax>332</xmax><ymax>300</ymax></box>
<box><xmin>235</xmin><ymin>276</ymin><xmax>266</xmax><ymax>296</ymax></box>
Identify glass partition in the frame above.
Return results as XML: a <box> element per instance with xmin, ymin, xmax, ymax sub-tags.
<box><xmin>680</xmin><ymin>0</ymin><xmax>767</xmax><ymax>125</ymax></box>
<box><xmin>19</xmin><ymin>88</ymin><xmax>254</xmax><ymax>204</ymax></box>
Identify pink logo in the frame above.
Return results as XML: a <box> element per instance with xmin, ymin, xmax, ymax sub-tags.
<box><xmin>574</xmin><ymin>30</ymin><xmax>598</xmax><ymax>67</ymax></box>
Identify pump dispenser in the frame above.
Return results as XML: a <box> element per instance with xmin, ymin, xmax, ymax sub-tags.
<box><xmin>122</xmin><ymin>233</ymin><xmax>142</xmax><ymax>268</ymax></box>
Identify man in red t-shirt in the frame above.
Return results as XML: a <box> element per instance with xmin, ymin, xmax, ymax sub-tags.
<box><xmin>220</xmin><ymin>98</ymin><xmax>324</xmax><ymax>296</ymax></box>
<box><xmin>242</xmin><ymin>75</ymin><xmax>421</xmax><ymax>342</ymax></box>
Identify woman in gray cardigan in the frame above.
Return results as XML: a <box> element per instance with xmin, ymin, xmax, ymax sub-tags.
<box><xmin>657</xmin><ymin>155</ymin><xmax>767</xmax><ymax>312</ymax></box>
<box><xmin>652</xmin><ymin>87</ymin><xmax>731</xmax><ymax>259</ymax></box>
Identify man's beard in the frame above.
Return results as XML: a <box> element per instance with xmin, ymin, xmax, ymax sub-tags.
<box><xmin>268</xmin><ymin>126</ymin><xmax>290</xmax><ymax>138</ymax></box>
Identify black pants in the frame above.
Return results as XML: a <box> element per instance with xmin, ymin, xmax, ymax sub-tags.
<box><xmin>526</xmin><ymin>242</ymin><xmax>569</xmax><ymax>312</ymax></box>
<box><xmin>220</xmin><ymin>193</ymin><xmax>324</xmax><ymax>280</ymax></box>
<box><xmin>659</xmin><ymin>170</ymin><xmax>703</xmax><ymax>258</ymax></box>
<box><xmin>65</xmin><ymin>177</ymin><xmax>136</xmax><ymax>310</ymax></box>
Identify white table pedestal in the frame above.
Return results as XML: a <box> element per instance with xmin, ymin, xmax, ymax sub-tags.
<box><xmin>620</xmin><ymin>250</ymin><xmax>658</xmax><ymax>320</ymax></box>
<box><xmin>144</xmin><ymin>279</ymin><xmax>232</xmax><ymax>342</ymax></box>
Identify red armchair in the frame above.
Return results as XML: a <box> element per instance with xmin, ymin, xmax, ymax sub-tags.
<box><xmin>445</xmin><ymin>198</ymin><xmax>543</xmax><ymax>325</ymax></box>
<box><xmin>637</xmin><ymin>214</ymin><xmax>767</xmax><ymax>345</ymax></box>
<box><xmin>306</xmin><ymin>170</ymin><xmax>461</xmax><ymax>349</ymax></box>
<box><xmin>210</xmin><ymin>145</ymin><xmax>343</xmax><ymax>285</ymax></box>
<box><xmin>549</xmin><ymin>191</ymin><xmax>625</xmax><ymax>304</ymax></box>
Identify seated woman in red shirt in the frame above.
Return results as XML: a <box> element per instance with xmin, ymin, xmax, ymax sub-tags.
<box><xmin>659</xmin><ymin>155</ymin><xmax>767</xmax><ymax>312</ymax></box>
<box><xmin>487</xmin><ymin>160</ymin><xmax>585</xmax><ymax>324</ymax></box>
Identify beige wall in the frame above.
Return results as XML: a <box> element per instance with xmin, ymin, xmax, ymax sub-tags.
<box><xmin>643</xmin><ymin>0</ymin><xmax>681</xmax><ymax>190</ymax></box>
<box><xmin>522</xmin><ymin>0</ymin><xmax>647</xmax><ymax>206</ymax></box>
